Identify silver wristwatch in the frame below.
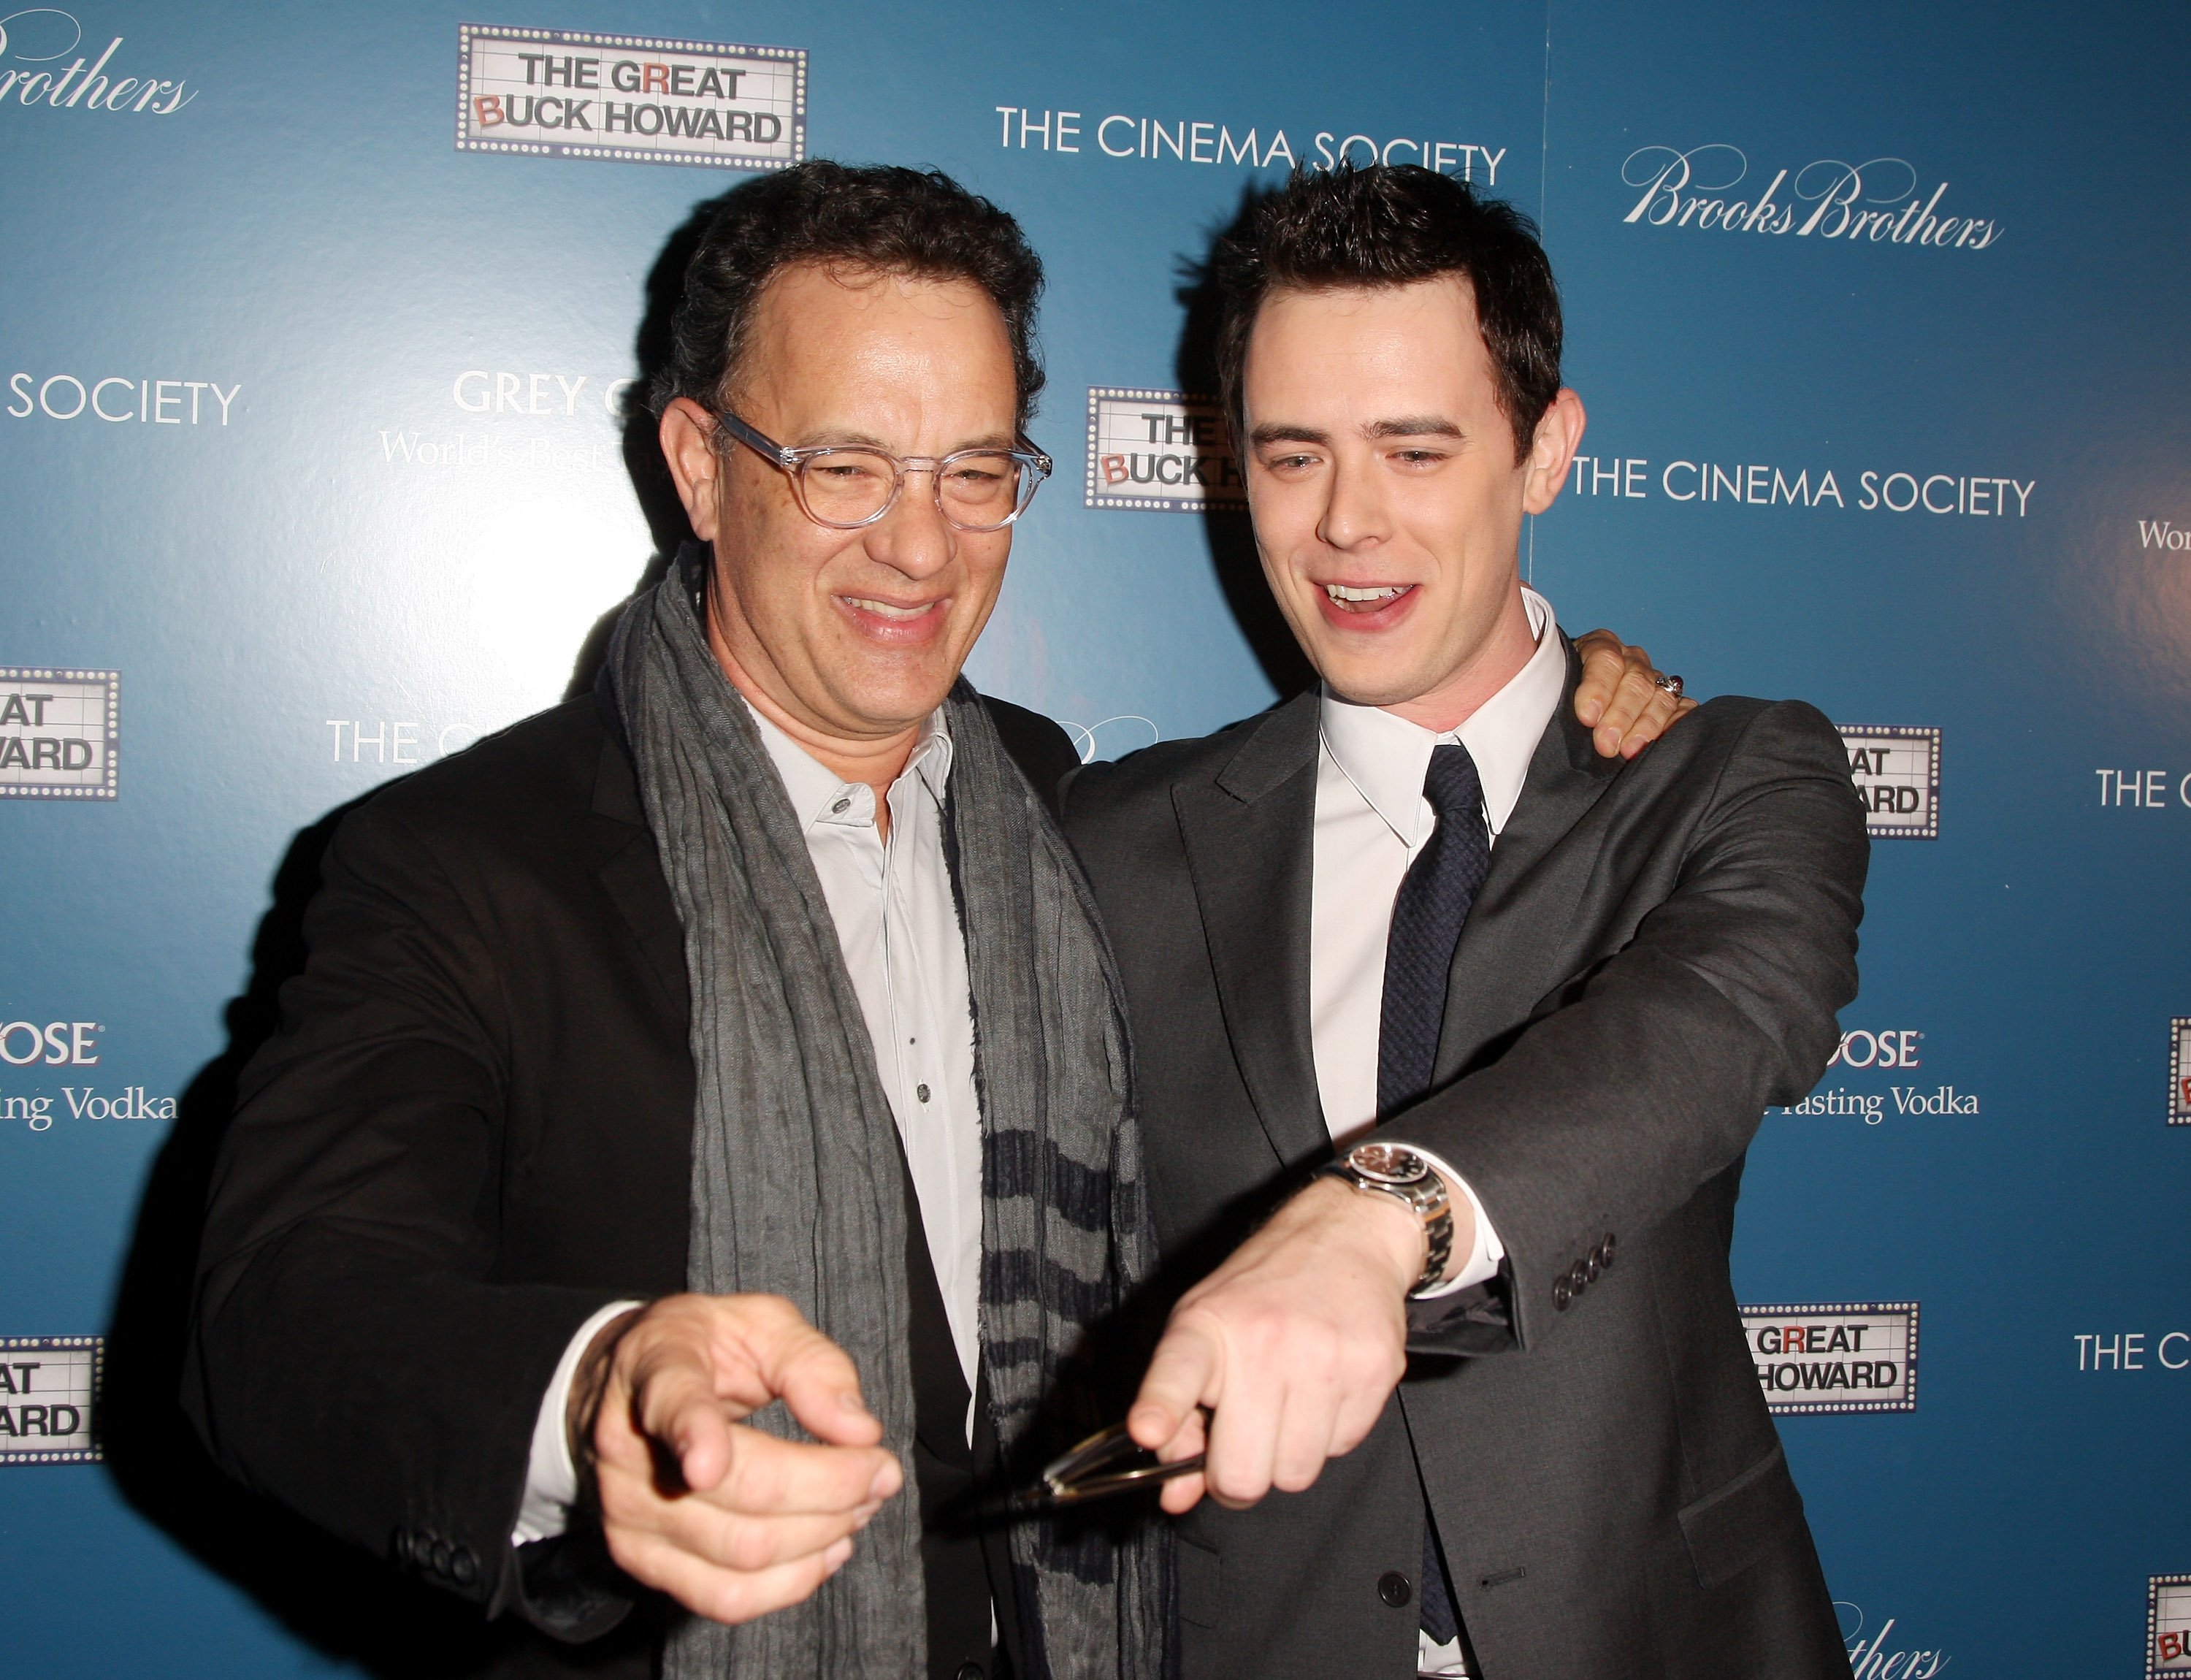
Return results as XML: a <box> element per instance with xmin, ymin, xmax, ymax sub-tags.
<box><xmin>1321</xmin><ymin>1142</ymin><xmax>1454</xmax><ymax>1297</ymax></box>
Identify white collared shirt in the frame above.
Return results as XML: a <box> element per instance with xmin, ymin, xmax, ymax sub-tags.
<box><xmin>1309</xmin><ymin>586</ymin><xmax>1567</xmax><ymax>1678</ymax></box>
<box><xmin>515</xmin><ymin>703</ymin><xmax>984</xmax><ymax>1545</ymax></box>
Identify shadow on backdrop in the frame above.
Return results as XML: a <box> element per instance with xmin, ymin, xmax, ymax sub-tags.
<box><xmin>564</xmin><ymin>194</ymin><xmax>713</xmax><ymax>700</ymax></box>
<box><xmin>100</xmin><ymin>190</ymin><xmax>719</xmax><ymax>1679</ymax></box>
<box><xmin>1175</xmin><ymin>183</ymin><xmax>1317</xmax><ymax>706</ymax></box>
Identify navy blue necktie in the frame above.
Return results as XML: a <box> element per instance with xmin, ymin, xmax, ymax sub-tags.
<box><xmin>1375</xmin><ymin>742</ymin><xmax>1490</xmax><ymax>1649</ymax></box>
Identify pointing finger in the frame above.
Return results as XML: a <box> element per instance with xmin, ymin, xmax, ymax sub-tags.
<box><xmin>754</xmin><ymin>1317</ymin><xmax>886</xmax><ymax>1450</ymax></box>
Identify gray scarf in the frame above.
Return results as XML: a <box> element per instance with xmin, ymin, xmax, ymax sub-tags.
<box><xmin>603</xmin><ymin>563</ymin><xmax>1169</xmax><ymax>1680</ymax></box>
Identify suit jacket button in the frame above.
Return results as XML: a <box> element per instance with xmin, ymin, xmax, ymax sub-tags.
<box><xmin>1569</xmin><ymin>1261</ymin><xmax>1589</xmax><ymax>1292</ymax></box>
<box><xmin>451</xmin><ymin>1547</ymin><xmax>478</xmax><ymax>1586</ymax></box>
<box><xmin>1378</xmin><ymin>1570</ymin><xmax>1412</xmax><ymax>1608</ymax></box>
<box><xmin>1601</xmin><ymin>1232</ymin><xmax>1616</xmax><ymax>1265</ymax></box>
<box><xmin>953</xmin><ymin>1663</ymin><xmax>986</xmax><ymax>1680</ymax></box>
<box><xmin>1552</xmin><ymin>1276</ymin><xmax>1572</xmax><ymax>1310</ymax></box>
<box><xmin>430</xmin><ymin>1538</ymin><xmax>452</xmax><ymax>1575</ymax></box>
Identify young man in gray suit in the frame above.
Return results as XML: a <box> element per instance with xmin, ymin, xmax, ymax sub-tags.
<box><xmin>1063</xmin><ymin>166</ymin><xmax>1868</xmax><ymax>1679</ymax></box>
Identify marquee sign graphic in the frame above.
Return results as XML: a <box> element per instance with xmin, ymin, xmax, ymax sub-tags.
<box><xmin>0</xmin><ymin>1336</ymin><xmax>100</xmax><ymax>1465</ymax></box>
<box><xmin>2150</xmin><ymin>1576</ymin><xmax>2191</xmax><ymax>1676</ymax></box>
<box><xmin>1838</xmin><ymin>725</ymin><xmax>1940</xmax><ymax>839</ymax></box>
<box><xmin>1742</xmin><ymin>1302</ymin><xmax>1918</xmax><ymax>1414</ymax></box>
<box><xmin>0</xmin><ymin>668</ymin><xmax>118</xmax><ymax>800</ymax></box>
<box><xmin>1084</xmin><ymin>387</ymin><xmax>1245</xmax><ymax>513</ymax></box>
<box><xmin>2171</xmin><ymin>1019</ymin><xmax>2191</xmax><ymax>1127</ymax></box>
<box><xmin>456</xmin><ymin>24</ymin><xmax>806</xmax><ymax>172</ymax></box>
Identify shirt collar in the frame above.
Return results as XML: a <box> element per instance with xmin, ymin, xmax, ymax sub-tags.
<box><xmin>1318</xmin><ymin>586</ymin><xmax>1566</xmax><ymax>847</ymax></box>
<box><xmin>745</xmin><ymin>700</ymin><xmax>954</xmax><ymax>831</ymax></box>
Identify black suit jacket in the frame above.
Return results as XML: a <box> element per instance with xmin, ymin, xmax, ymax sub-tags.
<box><xmin>1060</xmin><ymin>653</ymin><xmax>1869</xmax><ymax>1680</ymax></box>
<box><xmin>185</xmin><ymin>689</ymin><xmax>1079</xmax><ymax>1680</ymax></box>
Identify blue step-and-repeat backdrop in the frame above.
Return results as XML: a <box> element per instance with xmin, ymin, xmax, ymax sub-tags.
<box><xmin>4</xmin><ymin>2</ymin><xmax>2188</xmax><ymax>1673</ymax></box>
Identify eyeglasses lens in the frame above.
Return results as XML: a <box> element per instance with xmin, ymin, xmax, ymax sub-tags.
<box><xmin>794</xmin><ymin>450</ymin><xmax>1029</xmax><ymax>530</ymax></box>
<box><xmin>935</xmin><ymin>452</ymin><xmax>1028</xmax><ymax>528</ymax></box>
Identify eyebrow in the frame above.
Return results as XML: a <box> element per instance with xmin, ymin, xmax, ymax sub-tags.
<box><xmin>793</xmin><ymin>427</ymin><xmax>1020</xmax><ymax>454</ymax></box>
<box><xmin>1247</xmin><ymin>416</ymin><xmax>1465</xmax><ymax>447</ymax></box>
<box><xmin>1364</xmin><ymin>416</ymin><xmax>1464</xmax><ymax>440</ymax></box>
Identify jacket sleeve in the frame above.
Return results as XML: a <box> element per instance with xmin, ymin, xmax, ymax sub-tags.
<box><xmin>182</xmin><ymin>795</ymin><xmax>631</xmax><ymax>1637</ymax></box>
<box><xmin>1381</xmin><ymin>700</ymin><xmax>1868</xmax><ymax>1355</ymax></box>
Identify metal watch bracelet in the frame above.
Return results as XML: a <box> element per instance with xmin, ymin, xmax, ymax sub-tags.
<box><xmin>1321</xmin><ymin>1142</ymin><xmax>1455</xmax><ymax>1297</ymax></box>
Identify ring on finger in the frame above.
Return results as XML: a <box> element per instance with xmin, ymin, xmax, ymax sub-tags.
<box><xmin>1652</xmin><ymin>673</ymin><xmax>1684</xmax><ymax>697</ymax></box>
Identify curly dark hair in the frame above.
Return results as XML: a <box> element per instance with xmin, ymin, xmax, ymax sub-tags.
<box><xmin>651</xmin><ymin>160</ymin><xmax>1046</xmax><ymax>429</ymax></box>
<box><xmin>1212</xmin><ymin>165</ymin><xmax>1562</xmax><ymax>462</ymax></box>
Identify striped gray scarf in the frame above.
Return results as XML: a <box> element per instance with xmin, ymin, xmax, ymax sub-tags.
<box><xmin>604</xmin><ymin>567</ymin><xmax>1168</xmax><ymax>1680</ymax></box>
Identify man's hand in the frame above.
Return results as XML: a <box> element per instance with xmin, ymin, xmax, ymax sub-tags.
<box><xmin>568</xmin><ymin>1293</ymin><xmax>904</xmax><ymax>1625</ymax></box>
<box><xmin>1126</xmin><ymin>1177</ymin><xmax>1473</xmax><ymax>1513</ymax></box>
<box><xmin>1572</xmin><ymin>629</ymin><xmax>1699</xmax><ymax>760</ymax></box>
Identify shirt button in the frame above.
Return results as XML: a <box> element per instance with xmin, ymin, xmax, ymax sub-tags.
<box><xmin>1377</xmin><ymin>1570</ymin><xmax>1412</xmax><ymax>1608</ymax></box>
<box><xmin>917</xmin><ymin>1083</ymin><xmax>931</xmax><ymax>1104</ymax></box>
<box><xmin>830</xmin><ymin>796</ymin><xmax>851</xmax><ymax>814</ymax></box>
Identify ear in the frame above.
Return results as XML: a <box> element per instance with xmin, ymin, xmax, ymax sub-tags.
<box><xmin>1521</xmin><ymin>389</ymin><xmax>1587</xmax><ymax>516</ymax></box>
<box><xmin>659</xmin><ymin>397</ymin><xmax>724</xmax><ymax>542</ymax></box>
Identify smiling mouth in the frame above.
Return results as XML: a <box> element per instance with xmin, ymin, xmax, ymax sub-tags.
<box><xmin>842</xmin><ymin>595</ymin><xmax>944</xmax><ymax>621</ymax></box>
<box><xmin>1320</xmin><ymin>583</ymin><xmax>1414</xmax><ymax>612</ymax></box>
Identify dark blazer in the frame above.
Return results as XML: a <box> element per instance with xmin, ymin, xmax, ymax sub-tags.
<box><xmin>185</xmin><ymin>688</ymin><xmax>1080</xmax><ymax>1680</ymax></box>
<box><xmin>1060</xmin><ymin>652</ymin><xmax>1869</xmax><ymax>1680</ymax></box>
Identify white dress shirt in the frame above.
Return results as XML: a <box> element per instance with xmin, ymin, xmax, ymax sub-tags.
<box><xmin>1308</xmin><ymin>586</ymin><xmax>1567</xmax><ymax>1676</ymax></box>
<box><xmin>514</xmin><ymin>703</ymin><xmax>984</xmax><ymax>1545</ymax></box>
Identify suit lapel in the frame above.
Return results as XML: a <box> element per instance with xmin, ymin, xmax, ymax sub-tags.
<box><xmin>590</xmin><ymin>730</ymin><xmax>690</xmax><ymax>1018</ymax></box>
<box><xmin>1173</xmin><ymin>692</ymin><xmax>1331</xmax><ymax>1172</ymax></box>
<box><xmin>1433</xmin><ymin>644</ymin><xmax>1624</xmax><ymax>1083</ymax></box>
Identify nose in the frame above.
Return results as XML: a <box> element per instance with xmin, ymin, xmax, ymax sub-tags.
<box><xmin>1316</xmin><ymin>451</ymin><xmax>1391</xmax><ymax>553</ymax></box>
<box><xmin>864</xmin><ymin>463</ymin><xmax>954</xmax><ymax>579</ymax></box>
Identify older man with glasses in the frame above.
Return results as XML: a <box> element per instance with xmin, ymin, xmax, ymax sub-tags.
<box><xmin>184</xmin><ymin>160</ymin><xmax>1681</xmax><ymax>1680</ymax></box>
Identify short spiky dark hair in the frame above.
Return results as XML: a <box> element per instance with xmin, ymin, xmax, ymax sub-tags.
<box><xmin>651</xmin><ymin>160</ymin><xmax>1045</xmax><ymax>428</ymax></box>
<box><xmin>1212</xmin><ymin>165</ymin><xmax>1562</xmax><ymax>462</ymax></box>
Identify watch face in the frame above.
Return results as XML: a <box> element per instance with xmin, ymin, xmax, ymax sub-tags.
<box><xmin>1348</xmin><ymin>1142</ymin><xmax>1429</xmax><ymax>1186</ymax></box>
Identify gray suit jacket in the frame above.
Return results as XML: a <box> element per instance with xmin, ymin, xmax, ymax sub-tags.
<box><xmin>1060</xmin><ymin>652</ymin><xmax>1868</xmax><ymax>1680</ymax></box>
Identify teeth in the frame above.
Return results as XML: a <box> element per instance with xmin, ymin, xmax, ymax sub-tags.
<box><xmin>1326</xmin><ymin>584</ymin><xmax>1404</xmax><ymax>603</ymax></box>
<box><xmin>847</xmin><ymin>597</ymin><xmax>934</xmax><ymax>620</ymax></box>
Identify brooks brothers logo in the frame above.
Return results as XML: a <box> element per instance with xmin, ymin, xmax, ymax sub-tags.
<box><xmin>0</xmin><ymin>1337</ymin><xmax>99</xmax><ymax>1464</ymax></box>
<box><xmin>1620</xmin><ymin>145</ymin><xmax>2000</xmax><ymax>251</ymax></box>
<box><xmin>0</xmin><ymin>9</ymin><xmax>195</xmax><ymax>116</ymax></box>
<box><xmin>1835</xmin><ymin>1603</ymin><xmax>1951</xmax><ymax>1680</ymax></box>
<box><xmin>1743</xmin><ymin>1302</ymin><xmax>1916</xmax><ymax>1414</ymax></box>
<box><xmin>8</xmin><ymin>370</ymin><xmax>240</xmax><ymax>426</ymax></box>
<box><xmin>994</xmin><ymin>106</ymin><xmax>1507</xmax><ymax>182</ymax></box>
<box><xmin>2174</xmin><ymin>1018</ymin><xmax>2190</xmax><ymax>1127</ymax></box>
<box><xmin>1564</xmin><ymin>453</ymin><xmax>2033</xmax><ymax>519</ymax></box>
<box><xmin>1838</xmin><ymin>726</ymin><xmax>1938</xmax><ymax>839</ymax></box>
<box><xmin>2152</xmin><ymin>1576</ymin><xmax>2191</xmax><ymax>1675</ymax></box>
<box><xmin>0</xmin><ymin>669</ymin><xmax>116</xmax><ymax>798</ymax></box>
<box><xmin>1085</xmin><ymin>389</ymin><xmax>1244</xmax><ymax>513</ymax></box>
<box><xmin>377</xmin><ymin>366</ymin><xmax>633</xmax><ymax>473</ymax></box>
<box><xmin>458</xmin><ymin>25</ymin><xmax>804</xmax><ymax>172</ymax></box>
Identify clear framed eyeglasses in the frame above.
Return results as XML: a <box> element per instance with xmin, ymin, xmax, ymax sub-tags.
<box><xmin>714</xmin><ymin>411</ymin><xmax>1052</xmax><ymax>532</ymax></box>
